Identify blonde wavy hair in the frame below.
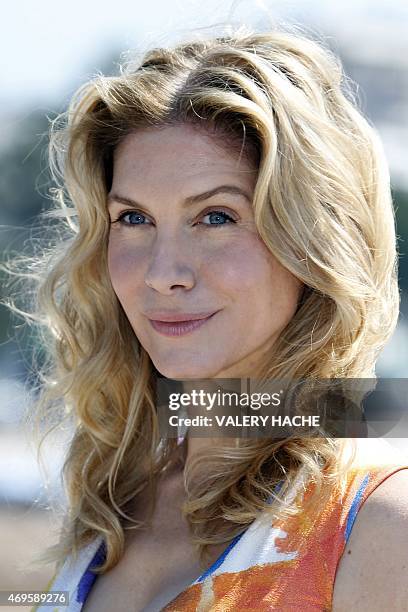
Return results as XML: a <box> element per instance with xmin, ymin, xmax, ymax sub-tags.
<box><xmin>4</xmin><ymin>27</ymin><xmax>399</xmax><ymax>573</ymax></box>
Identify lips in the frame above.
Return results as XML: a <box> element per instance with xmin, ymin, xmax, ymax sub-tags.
<box><xmin>145</xmin><ymin>311</ymin><xmax>218</xmax><ymax>322</ymax></box>
<box><xmin>146</xmin><ymin>311</ymin><xmax>219</xmax><ymax>337</ymax></box>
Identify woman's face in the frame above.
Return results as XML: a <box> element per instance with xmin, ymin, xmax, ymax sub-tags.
<box><xmin>107</xmin><ymin>123</ymin><xmax>302</xmax><ymax>379</ymax></box>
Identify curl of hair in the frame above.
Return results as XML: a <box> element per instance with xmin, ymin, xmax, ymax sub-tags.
<box><xmin>3</xmin><ymin>26</ymin><xmax>399</xmax><ymax>573</ymax></box>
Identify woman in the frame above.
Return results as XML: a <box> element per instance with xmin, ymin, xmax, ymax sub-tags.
<box><xmin>21</xmin><ymin>28</ymin><xmax>408</xmax><ymax>611</ymax></box>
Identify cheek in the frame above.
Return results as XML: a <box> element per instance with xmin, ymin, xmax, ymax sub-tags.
<box><xmin>107</xmin><ymin>239</ymin><xmax>144</xmax><ymax>298</ymax></box>
<box><xmin>202</xmin><ymin>235</ymin><xmax>264</xmax><ymax>291</ymax></box>
<box><xmin>208</xmin><ymin>235</ymin><xmax>302</xmax><ymax>320</ymax></box>
<box><xmin>107</xmin><ymin>232</ymin><xmax>302</xmax><ymax>322</ymax></box>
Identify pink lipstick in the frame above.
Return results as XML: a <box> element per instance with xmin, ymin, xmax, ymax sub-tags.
<box><xmin>147</xmin><ymin>311</ymin><xmax>218</xmax><ymax>337</ymax></box>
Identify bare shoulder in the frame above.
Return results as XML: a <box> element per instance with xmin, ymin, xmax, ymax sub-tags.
<box><xmin>332</xmin><ymin>467</ymin><xmax>408</xmax><ymax>612</ymax></box>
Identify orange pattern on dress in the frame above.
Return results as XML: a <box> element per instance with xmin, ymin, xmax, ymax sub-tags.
<box><xmin>163</xmin><ymin>463</ymin><xmax>408</xmax><ymax>612</ymax></box>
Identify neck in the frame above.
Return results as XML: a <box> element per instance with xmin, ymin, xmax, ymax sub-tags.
<box><xmin>180</xmin><ymin>378</ymin><xmax>242</xmax><ymax>467</ymax></box>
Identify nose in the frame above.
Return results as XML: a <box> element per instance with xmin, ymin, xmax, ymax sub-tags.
<box><xmin>144</xmin><ymin>233</ymin><xmax>196</xmax><ymax>294</ymax></box>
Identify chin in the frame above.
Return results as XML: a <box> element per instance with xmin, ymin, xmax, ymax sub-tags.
<box><xmin>152</xmin><ymin>358</ymin><xmax>220</xmax><ymax>380</ymax></box>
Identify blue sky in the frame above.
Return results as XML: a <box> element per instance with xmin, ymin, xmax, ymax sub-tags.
<box><xmin>1</xmin><ymin>0</ymin><xmax>407</xmax><ymax>185</ymax></box>
<box><xmin>2</xmin><ymin>0</ymin><xmax>408</xmax><ymax>110</ymax></box>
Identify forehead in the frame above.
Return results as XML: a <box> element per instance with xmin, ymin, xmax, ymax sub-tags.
<box><xmin>114</xmin><ymin>124</ymin><xmax>255</xmax><ymax>167</ymax></box>
<box><xmin>111</xmin><ymin>123</ymin><xmax>257</xmax><ymax>183</ymax></box>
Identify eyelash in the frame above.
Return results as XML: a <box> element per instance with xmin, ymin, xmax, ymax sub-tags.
<box><xmin>110</xmin><ymin>209</ymin><xmax>237</xmax><ymax>227</ymax></box>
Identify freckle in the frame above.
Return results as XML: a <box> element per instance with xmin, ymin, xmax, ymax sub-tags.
<box><xmin>347</xmin><ymin>549</ymin><xmax>351</xmax><ymax>554</ymax></box>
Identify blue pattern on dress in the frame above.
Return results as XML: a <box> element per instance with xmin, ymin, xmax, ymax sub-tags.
<box><xmin>77</xmin><ymin>541</ymin><xmax>107</xmax><ymax>604</ymax></box>
<box><xmin>344</xmin><ymin>472</ymin><xmax>370</xmax><ymax>544</ymax></box>
<box><xmin>196</xmin><ymin>478</ymin><xmax>285</xmax><ymax>583</ymax></box>
<box><xmin>196</xmin><ymin>530</ymin><xmax>246</xmax><ymax>583</ymax></box>
<box><xmin>74</xmin><ymin>479</ymin><xmax>286</xmax><ymax>601</ymax></box>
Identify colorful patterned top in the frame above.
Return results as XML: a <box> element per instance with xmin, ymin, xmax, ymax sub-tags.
<box><xmin>35</xmin><ymin>440</ymin><xmax>408</xmax><ymax>612</ymax></box>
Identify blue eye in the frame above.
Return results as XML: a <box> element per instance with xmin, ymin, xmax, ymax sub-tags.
<box><xmin>201</xmin><ymin>210</ymin><xmax>235</xmax><ymax>226</ymax></box>
<box><xmin>111</xmin><ymin>209</ymin><xmax>236</xmax><ymax>227</ymax></box>
<box><xmin>113</xmin><ymin>211</ymin><xmax>151</xmax><ymax>226</ymax></box>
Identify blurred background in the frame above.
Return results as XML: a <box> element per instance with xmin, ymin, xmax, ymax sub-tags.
<box><xmin>1</xmin><ymin>0</ymin><xmax>408</xmax><ymax>606</ymax></box>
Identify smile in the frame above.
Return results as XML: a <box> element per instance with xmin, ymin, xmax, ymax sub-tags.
<box><xmin>148</xmin><ymin>312</ymin><xmax>218</xmax><ymax>337</ymax></box>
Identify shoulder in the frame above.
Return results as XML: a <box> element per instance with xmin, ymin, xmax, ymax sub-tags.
<box><xmin>332</xmin><ymin>466</ymin><xmax>408</xmax><ymax>612</ymax></box>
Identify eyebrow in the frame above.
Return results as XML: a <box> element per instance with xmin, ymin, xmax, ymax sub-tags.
<box><xmin>107</xmin><ymin>185</ymin><xmax>251</xmax><ymax>209</ymax></box>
